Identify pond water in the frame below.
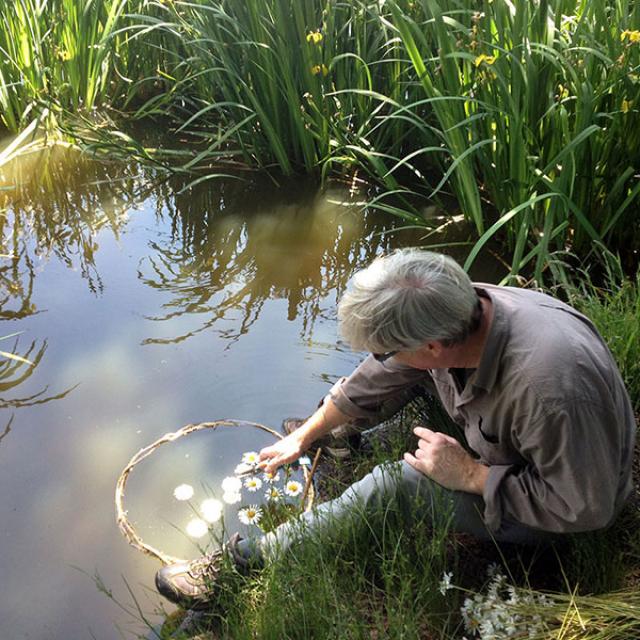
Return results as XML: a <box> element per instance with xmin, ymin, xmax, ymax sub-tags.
<box><xmin>0</xmin><ymin>147</ymin><xmax>500</xmax><ymax>639</ymax></box>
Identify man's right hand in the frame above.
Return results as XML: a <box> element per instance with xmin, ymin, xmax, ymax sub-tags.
<box><xmin>259</xmin><ymin>398</ymin><xmax>351</xmax><ymax>475</ymax></box>
<box><xmin>258</xmin><ymin>432</ymin><xmax>306</xmax><ymax>475</ymax></box>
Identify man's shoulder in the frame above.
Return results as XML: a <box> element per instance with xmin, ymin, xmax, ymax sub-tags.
<box><xmin>480</xmin><ymin>284</ymin><xmax>618</xmax><ymax>405</ymax></box>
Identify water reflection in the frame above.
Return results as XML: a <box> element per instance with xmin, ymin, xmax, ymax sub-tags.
<box><xmin>0</xmin><ymin>413</ymin><xmax>13</xmax><ymax>447</ymax></box>
<box><xmin>139</xmin><ymin>174</ymin><xmax>412</xmax><ymax>346</ymax></box>
<box><xmin>1</xmin><ymin>148</ymin><xmax>425</xmax><ymax>350</ymax></box>
<box><xmin>0</xmin><ymin>146</ymin><xmax>141</xmax><ymax>312</ymax></box>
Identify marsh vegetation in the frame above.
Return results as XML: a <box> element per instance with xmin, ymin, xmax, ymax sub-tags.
<box><xmin>1</xmin><ymin>1</ymin><xmax>639</xmax><ymax>638</ymax></box>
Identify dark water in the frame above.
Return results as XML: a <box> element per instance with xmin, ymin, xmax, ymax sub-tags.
<box><xmin>0</xmin><ymin>147</ymin><xmax>500</xmax><ymax>639</ymax></box>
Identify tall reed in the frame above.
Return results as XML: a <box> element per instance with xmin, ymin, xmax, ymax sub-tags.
<box><xmin>2</xmin><ymin>0</ymin><xmax>638</xmax><ymax>282</ymax></box>
<box><xmin>0</xmin><ymin>0</ymin><xmax>170</xmax><ymax>133</ymax></box>
<box><xmin>383</xmin><ymin>0</ymin><xmax>640</xmax><ymax>282</ymax></box>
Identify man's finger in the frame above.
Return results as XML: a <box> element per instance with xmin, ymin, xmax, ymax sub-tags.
<box><xmin>414</xmin><ymin>447</ymin><xmax>427</xmax><ymax>460</ymax></box>
<box><xmin>413</xmin><ymin>426</ymin><xmax>436</xmax><ymax>439</ymax></box>
<box><xmin>417</xmin><ymin>438</ymin><xmax>434</xmax><ymax>451</ymax></box>
<box><xmin>404</xmin><ymin>451</ymin><xmax>420</xmax><ymax>469</ymax></box>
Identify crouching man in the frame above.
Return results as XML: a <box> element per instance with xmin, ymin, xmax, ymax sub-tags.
<box><xmin>156</xmin><ymin>249</ymin><xmax>636</xmax><ymax>609</ymax></box>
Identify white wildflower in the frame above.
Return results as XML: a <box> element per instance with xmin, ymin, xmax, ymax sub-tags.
<box><xmin>173</xmin><ymin>484</ymin><xmax>194</xmax><ymax>501</ymax></box>
<box><xmin>265</xmin><ymin>486</ymin><xmax>283</xmax><ymax>501</ymax></box>
<box><xmin>243</xmin><ymin>476</ymin><xmax>263</xmax><ymax>492</ymax></box>
<box><xmin>439</xmin><ymin>571</ymin><xmax>454</xmax><ymax>595</ymax></box>
<box><xmin>221</xmin><ymin>476</ymin><xmax>242</xmax><ymax>493</ymax></box>
<box><xmin>241</xmin><ymin>451</ymin><xmax>260</xmax><ymax>464</ymax></box>
<box><xmin>238</xmin><ymin>505</ymin><xmax>262</xmax><ymax>526</ymax></box>
<box><xmin>460</xmin><ymin>570</ymin><xmax>550</xmax><ymax>639</ymax></box>
<box><xmin>263</xmin><ymin>470</ymin><xmax>280</xmax><ymax>483</ymax></box>
<box><xmin>284</xmin><ymin>480</ymin><xmax>303</xmax><ymax>497</ymax></box>
<box><xmin>222</xmin><ymin>491</ymin><xmax>241</xmax><ymax>505</ymax></box>
<box><xmin>185</xmin><ymin>518</ymin><xmax>208</xmax><ymax>538</ymax></box>
<box><xmin>200</xmin><ymin>498</ymin><xmax>223</xmax><ymax>523</ymax></box>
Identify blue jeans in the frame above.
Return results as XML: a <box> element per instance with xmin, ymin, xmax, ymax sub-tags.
<box><xmin>251</xmin><ymin>461</ymin><xmax>556</xmax><ymax>562</ymax></box>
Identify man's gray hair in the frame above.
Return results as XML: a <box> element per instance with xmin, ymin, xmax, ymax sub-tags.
<box><xmin>338</xmin><ymin>249</ymin><xmax>480</xmax><ymax>353</ymax></box>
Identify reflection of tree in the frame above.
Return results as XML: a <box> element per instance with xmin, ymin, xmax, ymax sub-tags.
<box><xmin>139</xmin><ymin>175</ymin><xmax>416</xmax><ymax>346</ymax></box>
<box><xmin>0</xmin><ymin>414</ymin><xmax>12</xmax><ymax>446</ymax></box>
<box><xmin>0</xmin><ymin>147</ymin><xmax>143</xmax><ymax>315</ymax></box>
<box><xmin>0</xmin><ymin>336</ymin><xmax>75</xmax><ymax>452</ymax></box>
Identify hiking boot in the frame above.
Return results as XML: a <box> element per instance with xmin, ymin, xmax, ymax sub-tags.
<box><xmin>155</xmin><ymin>533</ymin><xmax>249</xmax><ymax>610</ymax></box>
<box><xmin>282</xmin><ymin>418</ymin><xmax>361</xmax><ymax>460</ymax></box>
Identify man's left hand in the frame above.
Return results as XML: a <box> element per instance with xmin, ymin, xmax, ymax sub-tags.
<box><xmin>404</xmin><ymin>426</ymin><xmax>489</xmax><ymax>495</ymax></box>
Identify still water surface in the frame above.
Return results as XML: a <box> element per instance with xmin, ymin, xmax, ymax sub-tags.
<box><xmin>0</xmin><ymin>149</ymin><xmax>498</xmax><ymax>639</ymax></box>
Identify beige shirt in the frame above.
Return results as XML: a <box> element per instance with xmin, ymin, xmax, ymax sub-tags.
<box><xmin>330</xmin><ymin>285</ymin><xmax>636</xmax><ymax>534</ymax></box>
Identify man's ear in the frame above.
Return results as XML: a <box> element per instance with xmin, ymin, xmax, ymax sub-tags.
<box><xmin>423</xmin><ymin>341</ymin><xmax>444</xmax><ymax>357</ymax></box>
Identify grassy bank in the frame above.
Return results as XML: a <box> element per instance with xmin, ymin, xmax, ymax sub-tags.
<box><xmin>114</xmin><ymin>270</ymin><xmax>638</xmax><ymax>640</ymax></box>
<box><xmin>1</xmin><ymin>1</ymin><xmax>639</xmax><ymax>283</ymax></box>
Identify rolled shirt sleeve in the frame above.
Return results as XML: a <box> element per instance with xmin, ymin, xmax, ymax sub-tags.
<box><xmin>329</xmin><ymin>355</ymin><xmax>433</xmax><ymax>423</ymax></box>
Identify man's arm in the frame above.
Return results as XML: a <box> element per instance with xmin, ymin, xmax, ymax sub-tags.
<box><xmin>258</xmin><ymin>398</ymin><xmax>352</xmax><ymax>475</ymax></box>
<box><xmin>260</xmin><ymin>355</ymin><xmax>429</xmax><ymax>474</ymax></box>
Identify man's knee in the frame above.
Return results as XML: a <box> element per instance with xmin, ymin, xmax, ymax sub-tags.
<box><xmin>348</xmin><ymin>461</ymin><xmax>427</xmax><ymax>507</ymax></box>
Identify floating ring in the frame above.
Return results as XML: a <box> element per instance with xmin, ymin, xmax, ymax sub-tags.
<box><xmin>115</xmin><ymin>419</ymin><xmax>315</xmax><ymax>565</ymax></box>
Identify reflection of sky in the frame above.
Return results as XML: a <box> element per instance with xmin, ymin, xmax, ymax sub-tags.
<box><xmin>0</xmin><ymin>175</ymin><xmax>409</xmax><ymax>639</ymax></box>
<box><xmin>0</xmin><ymin>155</ymin><xmax>502</xmax><ymax>639</ymax></box>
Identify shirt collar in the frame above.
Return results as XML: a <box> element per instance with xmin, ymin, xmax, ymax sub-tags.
<box><xmin>468</xmin><ymin>285</ymin><xmax>510</xmax><ymax>394</ymax></box>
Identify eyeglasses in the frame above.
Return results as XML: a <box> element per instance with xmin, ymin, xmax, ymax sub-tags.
<box><xmin>372</xmin><ymin>351</ymin><xmax>398</xmax><ymax>363</ymax></box>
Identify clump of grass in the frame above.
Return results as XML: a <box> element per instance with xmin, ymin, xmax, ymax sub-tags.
<box><xmin>565</xmin><ymin>263</ymin><xmax>640</xmax><ymax>411</ymax></box>
<box><xmin>0</xmin><ymin>0</ymin><xmax>171</xmax><ymax>133</ymax></box>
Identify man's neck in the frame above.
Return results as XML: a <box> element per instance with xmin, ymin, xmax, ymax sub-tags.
<box><xmin>449</xmin><ymin>296</ymin><xmax>494</xmax><ymax>369</ymax></box>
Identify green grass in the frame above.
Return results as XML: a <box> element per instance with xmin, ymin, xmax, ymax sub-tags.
<box><xmin>565</xmin><ymin>262</ymin><xmax>640</xmax><ymax>411</ymax></box>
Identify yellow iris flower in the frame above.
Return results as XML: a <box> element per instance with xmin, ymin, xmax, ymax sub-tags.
<box><xmin>306</xmin><ymin>31</ymin><xmax>323</xmax><ymax>44</ymax></box>
<box><xmin>621</xmin><ymin>30</ymin><xmax>640</xmax><ymax>43</ymax></box>
<box><xmin>474</xmin><ymin>54</ymin><xmax>496</xmax><ymax>67</ymax></box>
<box><xmin>311</xmin><ymin>64</ymin><xmax>329</xmax><ymax>76</ymax></box>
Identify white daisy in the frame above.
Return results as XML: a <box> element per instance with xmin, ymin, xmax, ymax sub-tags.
<box><xmin>263</xmin><ymin>470</ymin><xmax>280</xmax><ymax>483</ymax></box>
<box><xmin>186</xmin><ymin>518</ymin><xmax>208</xmax><ymax>538</ymax></box>
<box><xmin>265</xmin><ymin>486</ymin><xmax>283</xmax><ymax>502</ymax></box>
<box><xmin>222</xmin><ymin>491</ymin><xmax>242</xmax><ymax>505</ymax></box>
<box><xmin>200</xmin><ymin>498</ymin><xmax>223</xmax><ymax>523</ymax></box>
<box><xmin>221</xmin><ymin>476</ymin><xmax>242</xmax><ymax>494</ymax></box>
<box><xmin>284</xmin><ymin>480</ymin><xmax>303</xmax><ymax>497</ymax></box>
<box><xmin>238</xmin><ymin>505</ymin><xmax>262</xmax><ymax>526</ymax></box>
<box><xmin>173</xmin><ymin>484</ymin><xmax>194</xmax><ymax>501</ymax></box>
<box><xmin>243</xmin><ymin>476</ymin><xmax>263</xmax><ymax>492</ymax></box>
<box><xmin>241</xmin><ymin>451</ymin><xmax>260</xmax><ymax>465</ymax></box>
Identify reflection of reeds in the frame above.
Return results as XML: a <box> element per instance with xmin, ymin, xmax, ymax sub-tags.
<box><xmin>0</xmin><ymin>335</ymin><xmax>75</xmax><ymax>409</ymax></box>
<box><xmin>138</xmin><ymin>174</ymin><xmax>415</xmax><ymax>346</ymax></box>
<box><xmin>0</xmin><ymin>146</ymin><xmax>145</xmax><ymax>309</ymax></box>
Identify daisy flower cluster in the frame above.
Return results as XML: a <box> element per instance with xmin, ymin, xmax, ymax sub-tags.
<box><xmin>224</xmin><ymin>450</ymin><xmax>310</xmax><ymax>531</ymax></box>
<box><xmin>458</xmin><ymin>565</ymin><xmax>552</xmax><ymax>639</ymax></box>
<box><xmin>172</xmin><ymin>450</ymin><xmax>310</xmax><ymax>539</ymax></box>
